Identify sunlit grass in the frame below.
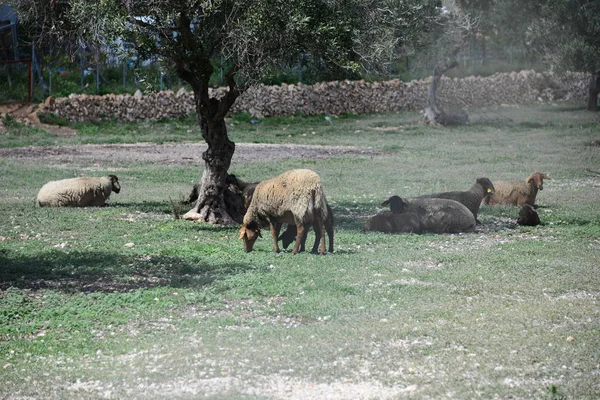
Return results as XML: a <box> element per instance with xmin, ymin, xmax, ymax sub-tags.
<box><xmin>0</xmin><ymin>103</ymin><xmax>599</xmax><ymax>399</ymax></box>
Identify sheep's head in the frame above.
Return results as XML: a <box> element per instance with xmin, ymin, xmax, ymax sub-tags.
<box><xmin>109</xmin><ymin>175</ymin><xmax>121</xmax><ymax>193</ymax></box>
<box><xmin>527</xmin><ymin>172</ymin><xmax>550</xmax><ymax>191</ymax></box>
<box><xmin>239</xmin><ymin>221</ymin><xmax>262</xmax><ymax>252</ymax></box>
<box><xmin>517</xmin><ymin>204</ymin><xmax>540</xmax><ymax>226</ymax></box>
<box><xmin>381</xmin><ymin>195</ymin><xmax>407</xmax><ymax>214</ymax></box>
<box><xmin>476</xmin><ymin>177</ymin><xmax>495</xmax><ymax>195</ymax></box>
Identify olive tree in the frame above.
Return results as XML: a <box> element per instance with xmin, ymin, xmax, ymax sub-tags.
<box><xmin>13</xmin><ymin>0</ymin><xmax>439</xmax><ymax>224</ymax></box>
<box><xmin>528</xmin><ymin>0</ymin><xmax>600</xmax><ymax>111</ymax></box>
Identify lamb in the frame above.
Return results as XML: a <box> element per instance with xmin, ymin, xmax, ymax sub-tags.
<box><xmin>37</xmin><ymin>175</ymin><xmax>121</xmax><ymax>207</ymax></box>
<box><xmin>376</xmin><ymin>195</ymin><xmax>476</xmax><ymax>234</ymax></box>
<box><xmin>418</xmin><ymin>177</ymin><xmax>495</xmax><ymax>223</ymax></box>
<box><xmin>484</xmin><ymin>172</ymin><xmax>550</xmax><ymax>207</ymax></box>
<box><xmin>517</xmin><ymin>204</ymin><xmax>541</xmax><ymax>226</ymax></box>
<box><xmin>239</xmin><ymin>169</ymin><xmax>329</xmax><ymax>254</ymax></box>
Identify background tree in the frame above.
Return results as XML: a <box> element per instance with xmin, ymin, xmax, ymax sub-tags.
<box><xmin>527</xmin><ymin>0</ymin><xmax>600</xmax><ymax>111</ymax></box>
<box><xmin>422</xmin><ymin>0</ymin><xmax>475</xmax><ymax>125</ymax></box>
<box><xmin>12</xmin><ymin>0</ymin><xmax>440</xmax><ymax>224</ymax></box>
<box><xmin>455</xmin><ymin>0</ymin><xmax>544</xmax><ymax>67</ymax></box>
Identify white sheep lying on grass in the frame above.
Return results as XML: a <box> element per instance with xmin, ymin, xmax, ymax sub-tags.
<box><xmin>37</xmin><ymin>175</ymin><xmax>121</xmax><ymax>207</ymax></box>
<box><xmin>239</xmin><ymin>169</ymin><xmax>329</xmax><ymax>254</ymax></box>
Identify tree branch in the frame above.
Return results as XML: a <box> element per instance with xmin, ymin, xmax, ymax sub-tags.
<box><xmin>215</xmin><ymin>64</ymin><xmax>247</xmax><ymax>120</ymax></box>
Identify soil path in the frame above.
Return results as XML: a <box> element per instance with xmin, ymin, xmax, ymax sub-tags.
<box><xmin>0</xmin><ymin>142</ymin><xmax>380</xmax><ymax>165</ymax></box>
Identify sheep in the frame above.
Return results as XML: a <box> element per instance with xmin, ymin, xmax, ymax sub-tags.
<box><xmin>239</xmin><ymin>169</ymin><xmax>328</xmax><ymax>254</ymax></box>
<box><xmin>418</xmin><ymin>177</ymin><xmax>495</xmax><ymax>223</ymax></box>
<box><xmin>241</xmin><ymin>179</ymin><xmax>334</xmax><ymax>253</ymax></box>
<box><xmin>378</xmin><ymin>195</ymin><xmax>476</xmax><ymax>234</ymax></box>
<box><xmin>517</xmin><ymin>204</ymin><xmax>541</xmax><ymax>226</ymax></box>
<box><xmin>278</xmin><ymin>202</ymin><xmax>335</xmax><ymax>253</ymax></box>
<box><xmin>364</xmin><ymin>210</ymin><xmax>423</xmax><ymax>234</ymax></box>
<box><xmin>483</xmin><ymin>172</ymin><xmax>550</xmax><ymax>207</ymax></box>
<box><xmin>37</xmin><ymin>175</ymin><xmax>121</xmax><ymax>207</ymax></box>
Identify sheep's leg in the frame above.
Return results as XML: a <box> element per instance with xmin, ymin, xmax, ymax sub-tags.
<box><xmin>299</xmin><ymin>228</ymin><xmax>309</xmax><ymax>252</ymax></box>
<box><xmin>269</xmin><ymin>222</ymin><xmax>283</xmax><ymax>253</ymax></box>
<box><xmin>292</xmin><ymin>223</ymin><xmax>305</xmax><ymax>255</ymax></box>
<box><xmin>310</xmin><ymin>221</ymin><xmax>321</xmax><ymax>254</ymax></box>
<box><xmin>311</xmin><ymin>218</ymin><xmax>326</xmax><ymax>255</ymax></box>
<box><xmin>318</xmin><ymin>220</ymin><xmax>327</xmax><ymax>255</ymax></box>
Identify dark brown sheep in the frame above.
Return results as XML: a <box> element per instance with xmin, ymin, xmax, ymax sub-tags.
<box><xmin>517</xmin><ymin>204</ymin><xmax>541</xmax><ymax>226</ymax></box>
<box><xmin>380</xmin><ymin>195</ymin><xmax>476</xmax><ymax>234</ymax></box>
<box><xmin>364</xmin><ymin>210</ymin><xmax>423</xmax><ymax>233</ymax></box>
<box><xmin>418</xmin><ymin>177</ymin><xmax>495</xmax><ymax>223</ymax></box>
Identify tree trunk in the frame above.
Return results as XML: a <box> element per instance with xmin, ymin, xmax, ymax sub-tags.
<box><xmin>182</xmin><ymin>93</ymin><xmax>245</xmax><ymax>225</ymax></box>
<box><xmin>588</xmin><ymin>72</ymin><xmax>600</xmax><ymax>112</ymax></box>
<box><xmin>424</xmin><ymin>54</ymin><xmax>468</xmax><ymax>126</ymax></box>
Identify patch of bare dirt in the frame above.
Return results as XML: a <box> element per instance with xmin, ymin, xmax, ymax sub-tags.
<box><xmin>0</xmin><ymin>101</ymin><xmax>76</xmax><ymax>136</ymax></box>
<box><xmin>0</xmin><ymin>142</ymin><xmax>381</xmax><ymax>166</ymax></box>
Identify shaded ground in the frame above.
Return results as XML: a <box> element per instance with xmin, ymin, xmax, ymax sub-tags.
<box><xmin>0</xmin><ymin>142</ymin><xmax>381</xmax><ymax>165</ymax></box>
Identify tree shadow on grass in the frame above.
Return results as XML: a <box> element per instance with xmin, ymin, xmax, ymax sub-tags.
<box><xmin>0</xmin><ymin>248</ymin><xmax>253</xmax><ymax>293</ymax></box>
<box><xmin>329</xmin><ymin>200</ymin><xmax>381</xmax><ymax>232</ymax></box>
<box><xmin>114</xmin><ymin>201</ymin><xmax>176</xmax><ymax>214</ymax></box>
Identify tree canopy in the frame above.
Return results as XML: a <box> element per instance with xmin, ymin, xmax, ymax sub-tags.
<box><xmin>528</xmin><ymin>0</ymin><xmax>600</xmax><ymax>75</ymax></box>
<box><xmin>11</xmin><ymin>0</ymin><xmax>442</xmax><ymax>224</ymax></box>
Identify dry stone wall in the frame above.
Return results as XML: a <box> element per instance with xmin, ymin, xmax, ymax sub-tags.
<box><xmin>45</xmin><ymin>70</ymin><xmax>590</xmax><ymax>122</ymax></box>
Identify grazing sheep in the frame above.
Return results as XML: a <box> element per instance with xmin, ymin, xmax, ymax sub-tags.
<box><xmin>241</xmin><ymin>179</ymin><xmax>334</xmax><ymax>253</ymax></box>
<box><xmin>37</xmin><ymin>175</ymin><xmax>121</xmax><ymax>207</ymax></box>
<box><xmin>517</xmin><ymin>204</ymin><xmax>541</xmax><ymax>226</ymax></box>
<box><xmin>379</xmin><ymin>195</ymin><xmax>476</xmax><ymax>234</ymax></box>
<box><xmin>239</xmin><ymin>169</ymin><xmax>328</xmax><ymax>254</ymax></box>
<box><xmin>484</xmin><ymin>172</ymin><xmax>550</xmax><ymax>207</ymax></box>
<box><xmin>418</xmin><ymin>177</ymin><xmax>495</xmax><ymax>223</ymax></box>
<box><xmin>278</xmin><ymin>202</ymin><xmax>335</xmax><ymax>253</ymax></box>
<box><xmin>364</xmin><ymin>210</ymin><xmax>423</xmax><ymax>234</ymax></box>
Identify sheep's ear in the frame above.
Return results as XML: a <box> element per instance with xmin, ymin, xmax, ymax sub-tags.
<box><xmin>381</xmin><ymin>199</ymin><xmax>390</xmax><ymax>207</ymax></box>
<box><xmin>256</xmin><ymin>228</ymin><xmax>262</xmax><ymax>238</ymax></box>
<box><xmin>542</xmin><ymin>173</ymin><xmax>551</xmax><ymax>179</ymax></box>
<box><xmin>239</xmin><ymin>226</ymin><xmax>247</xmax><ymax>239</ymax></box>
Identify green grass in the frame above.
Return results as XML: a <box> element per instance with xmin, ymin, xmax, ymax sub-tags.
<box><xmin>0</xmin><ymin>103</ymin><xmax>599</xmax><ymax>399</ymax></box>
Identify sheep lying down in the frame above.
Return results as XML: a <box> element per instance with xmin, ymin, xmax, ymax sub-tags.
<box><xmin>37</xmin><ymin>175</ymin><xmax>121</xmax><ymax>207</ymax></box>
<box><xmin>484</xmin><ymin>172</ymin><xmax>550</xmax><ymax>207</ymax></box>
<box><xmin>365</xmin><ymin>195</ymin><xmax>476</xmax><ymax>234</ymax></box>
<box><xmin>418</xmin><ymin>177</ymin><xmax>495</xmax><ymax>223</ymax></box>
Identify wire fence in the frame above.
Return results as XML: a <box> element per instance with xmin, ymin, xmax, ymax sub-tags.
<box><xmin>0</xmin><ymin>39</ymin><xmax>542</xmax><ymax>104</ymax></box>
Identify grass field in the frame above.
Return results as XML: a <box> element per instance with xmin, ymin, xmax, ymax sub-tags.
<box><xmin>1</xmin><ymin>103</ymin><xmax>599</xmax><ymax>399</ymax></box>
